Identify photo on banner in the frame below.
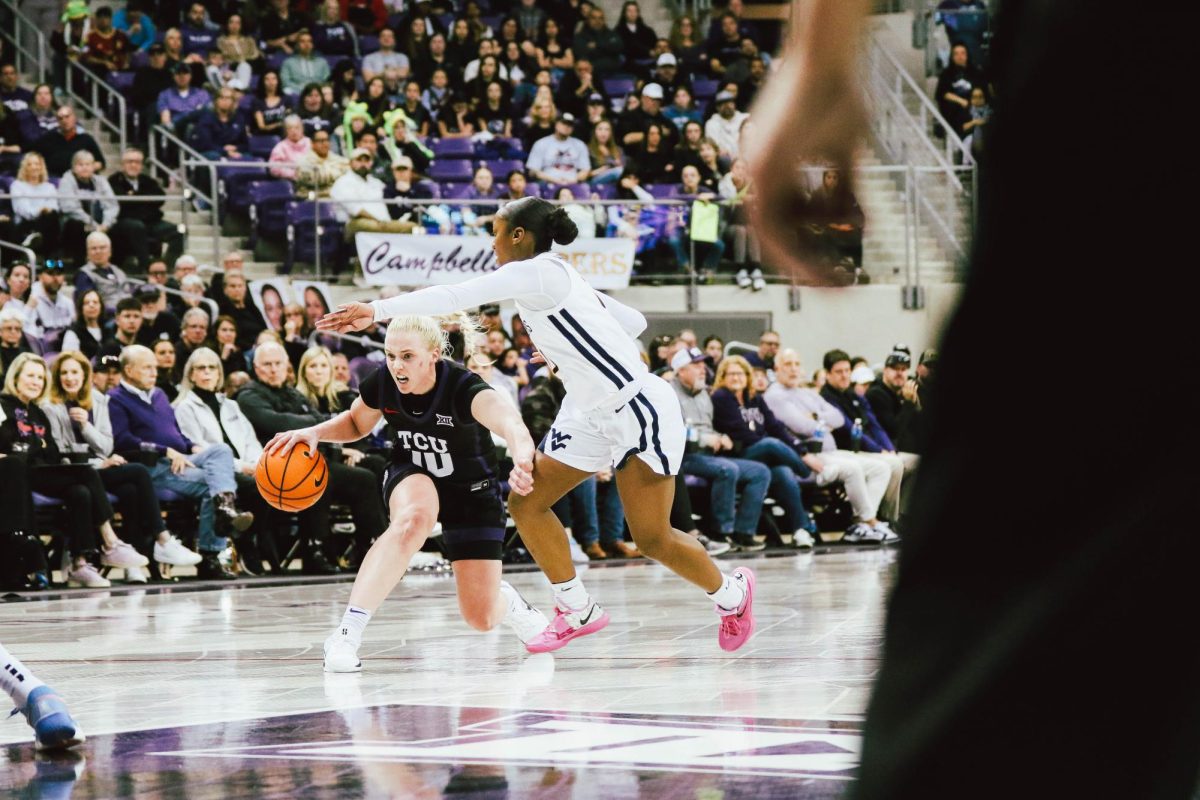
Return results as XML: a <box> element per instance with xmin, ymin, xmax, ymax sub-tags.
<box><xmin>249</xmin><ymin>280</ymin><xmax>293</xmax><ymax>332</ymax></box>
<box><xmin>352</xmin><ymin>234</ymin><xmax>635</xmax><ymax>290</ymax></box>
<box><xmin>291</xmin><ymin>280</ymin><xmax>335</xmax><ymax>332</ymax></box>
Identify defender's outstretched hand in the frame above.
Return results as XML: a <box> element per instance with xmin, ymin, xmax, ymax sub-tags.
<box><xmin>317</xmin><ymin>302</ymin><xmax>375</xmax><ymax>333</ymax></box>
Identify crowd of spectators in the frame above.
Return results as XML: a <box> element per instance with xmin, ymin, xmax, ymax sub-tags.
<box><xmin>0</xmin><ymin>0</ymin><xmax>872</xmax><ymax>282</ymax></box>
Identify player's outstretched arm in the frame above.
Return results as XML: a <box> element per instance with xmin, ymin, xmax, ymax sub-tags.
<box><xmin>264</xmin><ymin>399</ymin><xmax>383</xmax><ymax>456</ymax></box>
<box><xmin>471</xmin><ymin>389</ymin><xmax>536</xmax><ymax>496</ymax></box>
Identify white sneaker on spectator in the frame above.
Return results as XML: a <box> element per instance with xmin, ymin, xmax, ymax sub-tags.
<box><xmin>793</xmin><ymin>529</ymin><xmax>816</xmax><ymax>549</ymax></box>
<box><xmin>697</xmin><ymin>534</ymin><xmax>732</xmax><ymax>556</ymax></box>
<box><xmin>100</xmin><ymin>541</ymin><xmax>149</xmax><ymax>569</ymax></box>
<box><xmin>567</xmin><ymin>535</ymin><xmax>590</xmax><ymax>565</ymax></box>
<box><xmin>68</xmin><ymin>562</ymin><xmax>111</xmax><ymax>588</ymax></box>
<box><xmin>873</xmin><ymin>521</ymin><xmax>901</xmax><ymax>544</ymax></box>
<box><xmin>155</xmin><ymin>533</ymin><xmax>203</xmax><ymax>566</ymax></box>
<box><xmin>750</xmin><ymin>268</ymin><xmax>766</xmax><ymax>291</ymax></box>
<box><xmin>842</xmin><ymin>522</ymin><xmax>885</xmax><ymax>545</ymax></box>
<box><xmin>124</xmin><ymin>565</ymin><xmax>148</xmax><ymax>584</ymax></box>
<box><xmin>735</xmin><ymin>268</ymin><xmax>751</xmax><ymax>289</ymax></box>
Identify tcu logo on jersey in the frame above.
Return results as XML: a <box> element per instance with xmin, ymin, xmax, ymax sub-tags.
<box><xmin>395</xmin><ymin>431</ymin><xmax>455</xmax><ymax>477</ymax></box>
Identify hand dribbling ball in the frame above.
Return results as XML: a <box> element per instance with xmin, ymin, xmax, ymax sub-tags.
<box><xmin>256</xmin><ymin>442</ymin><xmax>328</xmax><ymax>511</ymax></box>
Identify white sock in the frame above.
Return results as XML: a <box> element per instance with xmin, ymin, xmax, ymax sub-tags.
<box><xmin>552</xmin><ymin>576</ymin><xmax>591</xmax><ymax>612</ymax></box>
<box><xmin>0</xmin><ymin>643</ymin><xmax>45</xmax><ymax>709</ymax></box>
<box><xmin>707</xmin><ymin>573</ymin><xmax>746</xmax><ymax>612</ymax></box>
<box><xmin>336</xmin><ymin>606</ymin><xmax>372</xmax><ymax>646</ymax></box>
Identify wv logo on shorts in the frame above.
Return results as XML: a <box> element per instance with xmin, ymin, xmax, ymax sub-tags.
<box><xmin>549</xmin><ymin>429</ymin><xmax>572</xmax><ymax>451</ymax></box>
<box><xmin>436</xmin><ymin>414</ymin><xmax>454</xmax><ymax>427</ymax></box>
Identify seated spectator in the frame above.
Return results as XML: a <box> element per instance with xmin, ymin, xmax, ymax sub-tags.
<box><xmin>720</xmin><ymin>157</ymin><xmax>760</xmax><ymax>278</ymax></box>
<box><xmin>436</xmin><ymin>93</ymin><xmax>476</xmax><ymax>139</ymax></box>
<box><xmin>268</xmin><ymin>114</ymin><xmax>311</xmax><ymax>179</ymax></box>
<box><xmin>203</xmin><ymin>46</ymin><xmax>251</xmax><ymax>93</ymax></box>
<box><xmin>585</xmin><ymin>119</ymin><xmax>624</xmax><ymax>184</ymax></box>
<box><xmin>175</xmin><ymin>307</ymin><xmax>215</xmax><ymax>366</ymax></box>
<box><xmin>135</xmin><ymin>285</ymin><xmax>181</xmax><ymax>346</ymax></box>
<box><xmin>360</xmin><ymin>76</ymin><xmax>396</xmax><ymax>127</ymax></box>
<box><xmin>0</xmin><ymin>63</ymin><xmax>32</xmax><ymax>115</ymax></box>
<box><xmin>2</xmin><ymin>263</ymin><xmax>39</xmax><ymax>334</ymax></box>
<box><xmin>671</xmin><ymin>119</ymin><xmax>705</xmax><ymax>174</ymax></box>
<box><xmin>251</xmin><ymin>70</ymin><xmax>290</xmax><ymax>136</ymax></box>
<box><xmin>533</xmin><ymin>17</ymin><xmax>574</xmax><ymax>77</ymax></box>
<box><xmin>865</xmin><ymin>347</ymin><xmax>915</xmax><ymax>443</ymax></box>
<box><xmin>282</xmin><ymin>31</ymin><xmax>331</xmax><ymax>95</ymax></box>
<box><xmin>189</xmin><ymin>87</ymin><xmax>249</xmax><ymax>160</ymax></box>
<box><xmin>462</xmin><ymin>38</ymin><xmax>507</xmax><ymax>85</ymax></box>
<box><xmin>9</xmin><ymin>153</ymin><xmax>60</xmax><ymax>257</ymax></box>
<box><xmin>260</xmin><ymin>0</ymin><xmax>307</xmax><ymax>55</ymax></box>
<box><xmin>0</xmin><ymin>100</ymin><xmax>21</xmax><ymax>173</ymax></box>
<box><xmin>62</xmin><ymin>289</ymin><xmax>112</xmax><ymax>359</ymax></box>
<box><xmin>936</xmin><ymin>43</ymin><xmax>987</xmax><ymax>140</ymax></box>
<box><xmin>555</xmin><ymin>59</ymin><xmax>604</xmax><ymax>120</ymax></box>
<box><xmin>43</xmin><ymin>350</ymin><xmax>203</xmax><ymax>577</ymax></box>
<box><xmin>395</xmin><ymin>80</ymin><xmax>432</xmax><ymax>138</ymax></box>
<box><xmin>500</xmin><ymin>168</ymin><xmax>533</xmax><ymax>201</ymax></box>
<box><xmin>108</xmin><ymin>344</ymin><xmax>254</xmax><ymax>579</ymax></box>
<box><xmin>806</xmin><ymin>169</ymin><xmax>865</xmax><ymax>270</ymax></box>
<box><xmin>312</xmin><ymin>0</ymin><xmax>358</xmax><ymax>57</ymax></box>
<box><xmin>0</xmin><ymin>308</ymin><xmax>32</xmax><ymax>375</ymax></box>
<box><xmin>296</xmin><ymin>83</ymin><xmax>338</xmax><ymax>139</ymax></box>
<box><xmin>665</xmin><ymin>86</ymin><xmax>701</xmax><ymax>133</ymax></box>
<box><xmin>459</xmin><ymin>165</ymin><xmax>502</xmax><ymax>235</ymax></box>
<box><xmin>820</xmin><ymin>348</ymin><xmax>918</xmax><ymax>524</ymax></box>
<box><xmin>708</xmin><ymin>14</ymin><xmax>747</xmax><ymax>78</ymax></box>
<box><xmin>362</xmin><ymin>27</ymin><xmax>411</xmax><ymax>83</ymax></box>
<box><xmin>97</xmin><ymin>296</ymin><xmax>145</xmax><ymax>359</ymax></box>
<box><xmin>527</xmin><ymin>112</ymin><xmax>590</xmax><ymax>186</ymax></box>
<box><xmin>694</xmin><ymin>139</ymin><xmax>723</xmax><ymax>192</ymax></box>
<box><xmin>766</xmin><ymin>349</ymin><xmax>896</xmax><ymax>543</ymax></box>
<box><xmin>703</xmin><ymin>334</ymin><xmax>724</xmax><ymax>373</ymax></box>
<box><xmin>73</xmin><ymin>232</ymin><xmax>130</xmax><ymax>313</ymax></box>
<box><xmin>25</xmin><ymin>261</ymin><xmax>73</xmax><ymax>344</ymax></box>
<box><xmin>35</xmin><ymin>105</ymin><xmax>105</xmax><ymax>178</ymax></box>
<box><xmin>157</xmin><ymin>62</ymin><xmax>212</xmax><ymax>133</ymax></box>
<box><xmin>238</xmin><ymin>342</ymin><xmax>388</xmax><ymax>572</ymax></box>
<box><xmin>664</xmin><ymin>164</ymin><xmax>723</xmax><ymax>272</ymax></box>
<box><xmin>618</xmin><ymin>83</ymin><xmax>679</xmax><ymax>152</ymax></box>
<box><xmin>162</xmin><ymin>26</ymin><xmax>208</xmax><ymax>87</ymax></box>
<box><xmin>554</xmin><ymin>186</ymin><xmax>601</xmax><ymax>238</ymax></box>
<box><xmin>114</xmin><ymin>2</ymin><xmax>156</xmax><ymax>53</ymax></box>
<box><xmin>279</xmin><ymin>302</ymin><xmax>312</xmax><ymax>367</ymax></box>
<box><xmin>151</xmin><ymin>337</ymin><xmax>180</xmax><ymax>400</ymax></box>
<box><xmin>180</xmin><ymin>2</ymin><xmax>220</xmax><ymax>58</ymax></box>
<box><xmin>447</xmin><ymin>18</ymin><xmax>478</xmax><ymax>68</ymax></box>
<box><xmin>213</xmin><ymin>16</ymin><xmax>261</xmax><ymax>79</ymax></box>
<box><xmin>215</xmin><ymin>271</ymin><xmax>266</xmax><ymax>350</ymax></box>
<box><xmin>17</xmin><ymin>85</ymin><xmax>58</xmax><ymax>148</ymax></box>
<box><xmin>1</xmin><ymin>352</ymin><xmax>148</xmax><ymax>587</ymax></box>
<box><xmin>626</xmin><ymin>122</ymin><xmax>672</xmax><ymax>183</ymax></box>
<box><xmin>711</xmin><ymin>355</ymin><xmax>819</xmax><ymax>546</ymax></box>
<box><xmin>60</xmin><ymin>152</ymin><xmax>141</xmax><ymax>269</ymax></box>
<box><xmin>294</xmin><ymin>129</ymin><xmax>349</xmax><ymax>197</ymax></box>
<box><xmin>83</xmin><ymin>6</ymin><xmax>133</xmax><ymax>78</ymax></box>
<box><xmin>742</xmin><ymin>330</ymin><xmax>779</xmax><ymax>371</ymax></box>
<box><xmin>331</xmin><ymin>146</ymin><xmax>417</xmax><ymax>240</ymax></box>
<box><xmin>574</xmin><ymin>7</ymin><xmax>623</xmax><ymax>76</ymax></box>
<box><xmin>108</xmin><ymin>146</ymin><xmax>184</xmax><ymax>267</ymax></box>
<box><xmin>521</xmin><ymin>97</ymin><xmax>557</xmax><ymax>153</ymax></box>
<box><xmin>130</xmin><ymin>45</ymin><xmax>173</xmax><ymax>133</ymax></box>
<box><xmin>615</xmin><ymin>1</ymin><xmax>658</xmax><ymax>65</ymax></box>
<box><xmin>670</xmin><ymin>346</ymin><xmax>770</xmax><ymax>551</ymax></box>
<box><xmin>571</xmin><ymin>90</ymin><xmax>607</xmax><ymax>143</ymax></box>
<box><xmin>351</xmin><ymin>129</ymin><xmax>390</xmax><ymax>182</ymax></box>
<box><xmin>475</xmin><ymin>81</ymin><xmax>514</xmax><ymax>138</ymax></box>
<box><xmin>213</xmin><ymin>314</ymin><xmax>247</xmax><ymax>377</ymax></box>
<box><xmin>704</xmin><ymin>91</ymin><xmax>749</xmax><ymax>162</ymax></box>
<box><xmin>383</xmin><ymin>154</ymin><xmax>437</xmax><ymax>224</ymax></box>
<box><xmin>178</xmin><ymin>274</ymin><xmax>209</xmax><ymax>316</ymax></box>
<box><xmin>50</xmin><ymin>1</ymin><xmax>91</xmax><ymax>91</ymax></box>
<box><xmin>737</xmin><ymin>53</ymin><xmax>767</xmax><ymax>110</ymax></box>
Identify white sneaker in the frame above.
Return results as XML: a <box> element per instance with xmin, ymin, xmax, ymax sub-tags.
<box><xmin>697</xmin><ymin>534</ymin><xmax>731</xmax><ymax>556</ymax></box>
<box><xmin>792</xmin><ymin>529</ymin><xmax>816</xmax><ymax>549</ymax></box>
<box><xmin>68</xmin><ymin>562</ymin><xmax>111</xmax><ymax>588</ymax></box>
<box><xmin>124</xmin><ymin>565</ymin><xmax>148</xmax><ymax>584</ymax></box>
<box><xmin>735</xmin><ymin>268</ymin><xmax>751</xmax><ymax>288</ymax></box>
<box><xmin>873</xmin><ymin>521</ymin><xmax>901</xmax><ymax>544</ymax></box>
<box><xmin>499</xmin><ymin>580</ymin><xmax>550</xmax><ymax>644</ymax></box>
<box><xmin>750</xmin><ymin>268</ymin><xmax>766</xmax><ymax>291</ymax></box>
<box><xmin>155</xmin><ymin>534</ymin><xmax>203</xmax><ymax>566</ymax></box>
<box><xmin>843</xmin><ymin>522</ymin><xmax>884</xmax><ymax>545</ymax></box>
<box><xmin>567</xmin><ymin>535</ymin><xmax>589</xmax><ymax>566</ymax></box>
<box><xmin>100</xmin><ymin>541</ymin><xmax>149</xmax><ymax>569</ymax></box>
<box><xmin>323</xmin><ymin>633</ymin><xmax>363</xmax><ymax>673</ymax></box>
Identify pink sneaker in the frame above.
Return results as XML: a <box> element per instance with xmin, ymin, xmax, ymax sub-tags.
<box><xmin>524</xmin><ymin>602</ymin><xmax>610</xmax><ymax>654</ymax></box>
<box><xmin>716</xmin><ymin>567</ymin><xmax>756</xmax><ymax>652</ymax></box>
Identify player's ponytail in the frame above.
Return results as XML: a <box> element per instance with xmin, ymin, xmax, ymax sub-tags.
<box><xmin>498</xmin><ymin>196</ymin><xmax>578</xmax><ymax>253</ymax></box>
<box><xmin>386</xmin><ymin>311</ymin><xmax>485</xmax><ymax>366</ymax></box>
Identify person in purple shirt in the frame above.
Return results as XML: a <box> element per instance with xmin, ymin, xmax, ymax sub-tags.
<box><xmin>107</xmin><ymin>344</ymin><xmax>254</xmax><ymax>579</ymax></box>
<box><xmin>157</xmin><ymin>62</ymin><xmax>212</xmax><ymax>131</ymax></box>
<box><xmin>0</xmin><ymin>64</ymin><xmax>33</xmax><ymax>115</ymax></box>
<box><xmin>180</xmin><ymin>2</ymin><xmax>220</xmax><ymax>58</ymax></box>
<box><xmin>710</xmin><ymin>355</ymin><xmax>818</xmax><ymax>539</ymax></box>
<box><xmin>188</xmin><ymin>88</ymin><xmax>248</xmax><ymax>159</ymax></box>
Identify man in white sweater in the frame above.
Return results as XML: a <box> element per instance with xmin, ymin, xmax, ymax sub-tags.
<box><xmin>763</xmin><ymin>348</ymin><xmax>897</xmax><ymax>542</ymax></box>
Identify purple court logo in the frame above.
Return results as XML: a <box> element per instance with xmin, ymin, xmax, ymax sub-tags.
<box><xmin>151</xmin><ymin>707</ymin><xmax>862</xmax><ymax>780</ymax></box>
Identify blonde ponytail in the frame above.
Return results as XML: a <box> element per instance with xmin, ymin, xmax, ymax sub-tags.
<box><xmin>386</xmin><ymin>310</ymin><xmax>486</xmax><ymax>365</ymax></box>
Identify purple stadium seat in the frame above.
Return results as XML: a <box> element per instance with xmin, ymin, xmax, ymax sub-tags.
<box><xmin>285</xmin><ymin>200</ymin><xmax>341</xmax><ymax>270</ymax></box>
<box><xmin>130</xmin><ymin>50</ymin><xmax>149</xmax><ymax>69</ymax></box>
<box><xmin>108</xmin><ymin>71</ymin><xmax>135</xmax><ymax>94</ymax></box>
<box><xmin>427</xmin><ymin>159</ymin><xmax>475</xmax><ymax>183</ymax></box>
<box><xmin>692</xmin><ymin>78</ymin><xmax>720</xmax><ymax>100</ymax></box>
<box><xmin>441</xmin><ymin>182</ymin><xmax>474</xmax><ymax>199</ymax></box>
<box><xmin>237</xmin><ymin>93</ymin><xmax>255</xmax><ymax>111</ymax></box>
<box><xmin>267</xmin><ymin>50</ymin><xmax>288</xmax><ymax>72</ymax></box>
<box><xmin>431</xmin><ymin>138</ymin><xmax>475</xmax><ymax>160</ymax></box>
<box><xmin>646</xmin><ymin>183</ymin><xmax>676</xmax><ymax>199</ymax></box>
<box><xmin>593</xmin><ymin>183</ymin><xmax>618</xmax><ymax>200</ymax></box>
<box><xmin>249</xmin><ymin>180</ymin><xmax>298</xmax><ymax>246</ymax></box>
<box><xmin>248</xmin><ymin>134</ymin><xmax>281</xmax><ymax>159</ymax></box>
<box><xmin>602</xmin><ymin>77</ymin><xmax>636</xmax><ymax>99</ymax></box>
<box><xmin>481</xmin><ymin>158</ymin><xmax>524</xmax><ymax>179</ymax></box>
<box><xmin>359</xmin><ymin>34</ymin><xmax>380</xmax><ymax>54</ymax></box>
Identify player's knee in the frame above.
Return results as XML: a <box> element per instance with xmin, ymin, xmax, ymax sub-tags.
<box><xmin>629</xmin><ymin>528</ymin><xmax>669</xmax><ymax>560</ymax></box>
<box><xmin>388</xmin><ymin>509</ymin><xmax>434</xmax><ymax>545</ymax></box>
<box><xmin>507</xmin><ymin>490</ymin><xmax>543</xmax><ymax>519</ymax></box>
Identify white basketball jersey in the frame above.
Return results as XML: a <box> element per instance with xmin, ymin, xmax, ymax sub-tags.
<box><xmin>515</xmin><ymin>254</ymin><xmax>648</xmax><ymax>411</ymax></box>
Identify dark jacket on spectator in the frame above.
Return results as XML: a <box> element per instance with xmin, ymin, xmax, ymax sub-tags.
<box><xmin>216</xmin><ymin>297</ymin><xmax>267</xmax><ymax>350</ymax></box>
<box><xmin>711</xmin><ymin>387</ymin><xmax>810</xmax><ymax>465</ymax></box>
<box><xmin>108</xmin><ymin>171</ymin><xmax>169</xmax><ymax>225</ymax></box>
<box><xmin>820</xmin><ymin>384</ymin><xmax>895</xmax><ymax>453</ymax></box>
<box><xmin>35</xmin><ymin>129</ymin><xmax>106</xmax><ymax>177</ymax></box>
<box><xmin>107</xmin><ymin>382</ymin><xmax>193</xmax><ymax>456</ymax></box>
<box><xmin>0</xmin><ymin>340</ymin><xmax>33</xmax><ymax>377</ymax></box>
<box><xmin>865</xmin><ymin>378</ymin><xmax>904</xmax><ymax>441</ymax></box>
<box><xmin>137</xmin><ymin>310</ymin><xmax>182</xmax><ymax>346</ymax></box>
<box><xmin>132</xmin><ymin>64</ymin><xmax>174</xmax><ymax>110</ymax></box>
<box><xmin>18</xmin><ymin>108</ymin><xmax>58</xmax><ymax>148</ymax></box>
<box><xmin>573</xmin><ymin>25</ymin><xmax>623</xmax><ymax>76</ymax></box>
<box><xmin>189</xmin><ymin>110</ymin><xmax>248</xmax><ymax>155</ymax></box>
<box><xmin>236</xmin><ymin>379</ymin><xmax>323</xmax><ymax>441</ymax></box>
<box><xmin>0</xmin><ymin>393</ymin><xmax>59</xmax><ymax>463</ymax></box>
<box><xmin>520</xmin><ymin>374</ymin><xmax>566</xmax><ymax>445</ymax></box>
<box><xmin>615</xmin><ymin>20</ymin><xmax>658</xmax><ymax>65</ymax></box>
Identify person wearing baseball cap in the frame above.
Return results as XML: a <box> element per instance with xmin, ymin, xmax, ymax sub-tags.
<box><xmin>329</xmin><ymin>141</ymin><xmax>417</xmax><ymax>242</ymax></box>
<box><xmin>651</xmin><ymin>53</ymin><xmax>683</xmax><ymax>95</ymax></box>
<box><xmin>704</xmin><ymin>88</ymin><xmax>749</xmax><ymax>161</ymax></box>
<box><xmin>867</xmin><ymin>346</ymin><xmax>913</xmax><ymax>443</ymax></box>
<box><xmin>526</xmin><ymin>111</ymin><xmax>591</xmax><ymax>186</ymax></box>
<box><xmin>617</xmin><ymin>81</ymin><xmax>680</xmax><ymax>151</ymax></box>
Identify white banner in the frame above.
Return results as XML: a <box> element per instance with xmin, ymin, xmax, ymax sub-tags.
<box><xmin>355</xmin><ymin>234</ymin><xmax>634</xmax><ymax>290</ymax></box>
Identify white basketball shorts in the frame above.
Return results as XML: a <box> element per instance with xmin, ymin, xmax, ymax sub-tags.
<box><xmin>540</xmin><ymin>373</ymin><xmax>685</xmax><ymax>476</ymax></box>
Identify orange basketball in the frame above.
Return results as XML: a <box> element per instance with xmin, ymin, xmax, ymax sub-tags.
<box><xmin>255</xmin><ymin>442</ymin><xmax>328</xmax><ymax>512</ymax></box>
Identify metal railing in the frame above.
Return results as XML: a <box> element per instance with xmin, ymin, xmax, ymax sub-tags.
<box><xmin>148</xmin><ymin>125</ymin><xmax>221</xmax><ymax>260</ymax></box>
<box><xmin>0</xmin><ymin>0</ymin><xmax>47</xmax><ymax>84</ymax></box>
<box><xmin>0</xmin><ymin>192</ymin><xmax>192</xmax><ymax>256</ymax></box>
<box><xmin>63</xmin><ymin>59</ymin><xmax>128</xmax><ymax>156</ymax></box>
<box><xmin>915</xmin><ymin>6</ymin><xmax>991</xmax><ymax>78</ymax></box>
<box><xmin>122</xmin><ymin>276</ymin><xmax>221</xmax><ymax>321</ymax></box>
<box><xmin>0</xmin><ymin>238</ymin><xmax>38</xmax><ymax>269</ymax></box>
<box><xmin>308</xmin><ymin>330</ymin><xmax>384</xmax><ymax>351</ymax></box>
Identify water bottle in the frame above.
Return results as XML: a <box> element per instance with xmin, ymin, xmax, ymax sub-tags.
<box><xmin>809</xmin><ymin>412</ymin><xmax>825</xmax><ymax>454</ymax></box>
<box><xmin>685</xmin><ymin>419</ymin><xmax>700</xmax><ymax>454</ymax></box>
<box><xmin>850</xmin><ymin>417</ymin><xmax>864</xmax><ymax>452</ymax></box>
